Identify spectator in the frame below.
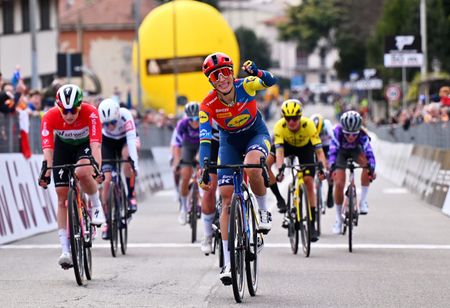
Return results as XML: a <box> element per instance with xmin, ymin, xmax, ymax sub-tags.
<box><xmin>27</xmin><ymin>89</ymin><xmax>42</xmax><ymax>116</ymax></box>
<box><xmin>439</xmin><ymin>86</ymin><xmax>450</xmax><ymax>107</ymax></box>
<box><xmin>423</xmin><ymin>103</ymin><xmax>441</xmax><ymax>123</ymax></box>
<box><xmin>0</xmin><ymin>83</ymin><xmax>16</xmax><ymax>114</ymax></box>
<box><xmin>42</xmin><ymin>79</ymin><xmax>62</xmax><ymax>110</ymax></box>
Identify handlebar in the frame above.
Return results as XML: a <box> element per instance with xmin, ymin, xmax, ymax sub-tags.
<box><xmin>103</xmin><ymin>157</ymin><xmax>136</xmax><ymax>173</ymax></box>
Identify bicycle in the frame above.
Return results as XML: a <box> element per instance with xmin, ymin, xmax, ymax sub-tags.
<box><xmin>280</xmin><ymin>159</ymin><xmax>323</xmax><ymax>257</ymax></box>
<box><xmin>102</xmin><ymin>158</ymin><xmax>135</xmax><ymax>257</ymax></box>
<box><xmin>336</xmin><ymin>157</ymin><xmax>369</xmax><ymax>253</ymax></box>
<box><xmin>39</xmin><ymin>157</ymin><xmax>101</xmax><ymax>286</ymax></box>
<box><xmin>202</xmin><ymin>157</ymin><xmax>269</xmax><ymax>303</ymax></box>
<box><xmin>314</xmin><ymin>174</ymin><xmax>324</xmax><ymax>236</ymax></box>
<box><xmin>210</xmin><ymin>197</ymin><xmax>224</xmax><ymax>267</ymax></box>
<box><xmin>184</xmin><ymin>161</ymin><xmax>201</xmax><ymax>243</ymax></box>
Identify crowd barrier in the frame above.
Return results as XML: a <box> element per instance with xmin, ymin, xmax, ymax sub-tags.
<box><xmin>371</xmin><ymin>134</ymin><xmax>450</xmax><ymax>216</ymax></box>
<box><xmin>0</xmin><ymin>149</ymin><xmax>164</xmax><ymax>245</ymax></box>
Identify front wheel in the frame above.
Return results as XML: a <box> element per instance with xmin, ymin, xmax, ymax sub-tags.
<box><xmin>299</xmin><ymin>184</ymin><xmax>311</xmax><ymax>258</ymax></box>
<box><xmin>189</xmin><ymin>184</ymin><xmax>198</xmax><ymax>243</ymax></box>
<box><xmin>108</xmin><ymin>182</ymin><xmax>118</xmax><ymax>257</ymax></box>
<box><xmin>287</xmin><ymin>184</ymin><xmax>299</xmax><ymax>255</ymax></box>
<box><xmin>82</xmin><ymin>206</ymin><xmax>92</xmax><ymax>280</ymax></box>
<box><xmin>119</xmin><ymin>186</ymin><xmax>128</xmax><ymax>255</ymax></box>
<box><xmin>68</xmin><ymin>188</ymin><xmax>85</xmax><ymax>286</ymax></box>
<box><xmin>229</xmin><ymin>195</ymin><xmax>245</xmax><ymax>303</ymax></box>
<box><xmin>348</xmin><ymin>185</ymin><xmax>356</xmax><ymax>253</ymax></box>
<box><xmin>246</xmin><ymin>198</ymin><xmax>258</xmax><ymax>296</ymax></box>
<box><xmin>315</xmin><ymin>178</ymin><xmax>322</xmax><ymax>236</ymax></box>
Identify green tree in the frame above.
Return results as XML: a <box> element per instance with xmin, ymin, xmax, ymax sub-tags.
<box><xmin>235</xmin><ymin>27</ymin><xmax>272</xmax><ymax>76</ymax></box>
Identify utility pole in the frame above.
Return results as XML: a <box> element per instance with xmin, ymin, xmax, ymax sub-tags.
<box><xmin>134</xmin><ymin>0</ymin><xmax>143</xmax><ymax>113</ymax></box>
<box><xmin>420</xmin><ymin>0</ymin><xmax>428</xmax><ymax>104</ymax></box>
<box><xmin>29</xmin><ymin>0</ymin><xmax>39</xmax><ymax>88</ymax></box>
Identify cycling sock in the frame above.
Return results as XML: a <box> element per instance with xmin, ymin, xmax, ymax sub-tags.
<box><xmin>58</xmin><ymin>229</ymin><xmax>69</xmax><ymax>253</ymax></box>
<box><xmin>335</xmin><ymin>204</ymin><xmax>343</xmax><ymax>223</ymax></box>
<box><xmin>126</xmin><ymin>177</ymin><xmax>135</xmax><ymax>199</ymax></box>
<box><xmin>311</xmin><ymin>208</ymin><xmax>316</xmax><ymax>222</ymax></box>
<box><xmin>360</xmin><ymin>186</ymin><xmax>369</xmax><ymax>204</ymax></box>
<box><xmin>269</xmin><ymin>184</ymin><xmax>283</xmax><ymax>201</ymax></box>
<box><xmin>255</xmin><ymin>194</ymin><xmax>267</xmax><ymax>211</ymax></box>
<box><xmin>222</xmin><ymin>239</ymin><xmax>230</xmax><ymax>266</ymax></box>
<box><xmin>88</xmin><ymin>191</ymin><xmax>101</xmax><ymax>208</ymax></box>
<box><xmin>180</xmin><ymin>196</ymin><xmax>188</xmax><ymax>213</ymax></box>
<box><xmin>202</xmin><ymin>213</ymin><xmax>215</xmax><ymax>237</ymax></box>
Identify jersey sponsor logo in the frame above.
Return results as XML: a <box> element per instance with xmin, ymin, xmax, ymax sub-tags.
<box><xmin>216</xmin><ymin>108</ymin><xmax>229</xmax><ymax>113</ymax></box>
<box><xmin>199</xmin><ymin>111</ymin><xmax>209</xmax><ymax>124</ymax></box>
<box><xmin>41</xmin><ymin>128</ymin><xmax>49</xmax><ymax>137</ymax></box>
<box><xmin>264</xmin><ymin>139</ymin><xmax>271</xmax><ymax>152</ymax></box>
<box><xmin>245</xmin><ymin>76</ymin><xmax>256</xmax><ymax>83</ymax></box>
<box><xmin>217</xmin><ymin>112</ymin><xmax>232</xmax><ymax>119</ymax></box>
<box><xmin>55</xmin><ymin>128</ymin><xmax>89</xmax><ymax>139</ymax></box>
<box><xmin>124</xmin><ymin>120</ymin><xmax>134</xmax><ymax>132</ymax></box>
<box><xmin>225</xmin><ymin>110</ymin><xmax>251</xmax><ymax>128</ymax></box>
<box><xmin>89</xmin><ymin>112</ymin><xmax>98</xmax><ymax>119</ymax></box>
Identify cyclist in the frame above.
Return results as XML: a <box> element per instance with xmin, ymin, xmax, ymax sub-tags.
<box><xmin>310</xmin><ymin>113</ymin><xmax>335</xmax><ymax>208</ymax></box>
<box><xmin>198</xmin><ymin>52</ymin><xmax>276</xmax><ymax>284</ymax></box>
<box><xmin>329</xmin><ymin>110</ymin><xmax>376</xmax><ymax>234</ymax></box>
<box><xmin>266</xmin><ymin>99</ymin><xmax>328</xmax><ymax>242</ymax></box>
<box><xmin>172</xmin><ymin>102</ymin><xmax>200</xmax><ymax>225</ymax></box>
<box><xmin>38</xmin><ymin>84</ymin><xmax>106</xmax><ymax>268</ymax></box>
<box><xmin>97</xmin><ymin>98</ymin><xmax>139</xmax><ymax>239</ymax></box>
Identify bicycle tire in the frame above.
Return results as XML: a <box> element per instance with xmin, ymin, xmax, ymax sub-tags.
<box><xmin>119</xmin><ymin>186</ymin><xmax>128</xmax><ymax>255</ymax></box>
<box><xmin>245</xmin><ymin>197</ymin><xmax>258</xmax><ymax>296</ymax></box>
<box><xmin>299</xmin><ymin>184</ymin><xmax>311</xmax><ymax>258</ymax></box>
<box><xmin>68</xmin><ymin>188</ymin><xmax>85</xmax><ymax>286</ymax></box>
<box><xmin>230</xmin><ymin>195</ymin><xmax>245</xmax><ymax>303</ymax></box>
<box><xmin>348</xmin><ymin>185</ymin><xmax>354</xmax><ymax>253</ymax></box>
<box><xmin>83</xmin><ymin>206</ymin><xmax>92</xmax><ymax>280</ymax></box>
<box><xmin>108</xmin><ymin>182</ymin><xmax>119</xmax><ymax>257</ymax></box>
<box><xmin>315</xmin><ymin>179</ymin><xmax>322</xmax><ymax>236</ymax></box>
<box><xmin>190</xmin><ymin>183</ymin><xmax>198</xmax><ymax>243</ymax></box>
<box><xmin>287</xmin><ymin>183</ymin><xmax>299</xmax><ymax>255</ymax></box>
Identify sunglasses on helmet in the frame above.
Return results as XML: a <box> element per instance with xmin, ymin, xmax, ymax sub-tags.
<box><xmin>208</xmin><ymin>67</ymin><xmax>233</xmax><ymax>82</ymax></box>
<box><xmin>284</xmin><ymin>116</ymin><xmax>301</xmax><ymax>123</ymax></box>
<box><xmin>103</xmin><ymin>119</ymin><xmax>118</xmax><ymax>127</ymax></box>
<box><xmin>58</xmin><ymin>106</ymin><xmax>80</xmax><ymax>115</ymax></box>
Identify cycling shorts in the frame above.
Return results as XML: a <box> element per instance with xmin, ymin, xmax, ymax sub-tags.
<box><xmin>180</xmin><ymin>141</ymin><xmax>199</xmax><ymax>166</ymax></box>
<box><xmin>209</xmin><ymin>138</ymin><xmax>219</xmax><ymax>175</ymax></box>
<box><xmin>101</xmin><ymin>135</ymin><xmax>126</xmax><ymax>173</ymax></box>
<box><xmin>335</xmin><ymin>146</ymin><xmax>363</xmax><ymax>169</ymax></box>
<box><xmin>53</xmin><ymin>137</ymin><xmax>92</xmax><ymax>187</ymax></box>
<box><xmin>270</xmin><ymin>142</ymin><xmax>316</xmax><ymax>177</ymax></box>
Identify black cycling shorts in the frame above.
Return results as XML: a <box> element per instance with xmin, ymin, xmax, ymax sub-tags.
<box><xmin>335</xmin><ymin>147</ymin><xmax>363</xmax><ymax>169</ymax></box>
<box><xmin>271</xmin><ymin>142</ymin><xmax>316</xmax><ymax>177</ymax></box>
<box><xmin>101</xmin><ymin>135</ymin><xmax>127</xmax><ymax>172</ymax></box>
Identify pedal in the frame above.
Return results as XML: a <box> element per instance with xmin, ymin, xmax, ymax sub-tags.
<box><xmin>247</xmin><ymin>251</ymin><xmax>256</xmax><ymax>261</ymax></box>
<box><xmin>257</xmin><ymin>228</ymin><xmax>270</xmax><ymax>235</ymax></box>
<box><xmin>61</xmin><ymin>264</ymin><xmax>73</xmax><ymax>270</ymax></box>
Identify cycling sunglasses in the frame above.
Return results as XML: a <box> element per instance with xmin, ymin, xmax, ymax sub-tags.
<box><xmin>208</xmin><ymin>67</ymin><xmax>233</xmax><ymax>83</ymax></box>
<box><xmin>284</xmin><ymin>116</ymin><xmax>301</xmax><ymax>123</ymax></box>
<box><xmin>189</xmin><ymin>116</ymin><xmax>199</xmax><ymax>122</ymax></box>
<box><xmin>103</xmin><ymin>119</ymin><xmax>118</xmax><ymax>127</ymax></box>
<box><xmin>58</xmin><ymin>106</ymin><xmax>80</xmax><ymax>115</ymax></box>
<box><xmin>343</xmin><ymin>131</ymin><xmax>359</xmax><ymax>137</ymax></box>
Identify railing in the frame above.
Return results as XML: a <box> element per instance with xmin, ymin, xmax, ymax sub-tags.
<box><xmin>368</xmin><ymin>122</ymin><xmax>450</xmax><ymax>149</ymax></box>
<box><xmin>0</xmin><ymin>115</ymin><xmax>174</xmax><ymax>154</ymax></box>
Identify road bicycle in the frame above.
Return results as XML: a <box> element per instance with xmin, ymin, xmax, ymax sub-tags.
<box><xmin>210</xmin><ymin>196</ymin><xmax>224</xmax><ymax>267</ymax></box>
<box><xmin>39</xmin><ymin>157</ymin><xmax>101</xmax><ymax>286</ymax></box>
<box><xmin>280</xmin><ymin>159</ymin><xmax>323</xmax><ymax>257</ymax></box>
<box><xmin>202</xmin><ymin>157</ymin><xmax>269</xmax><ymax>303</ymax></box>
<box><xmin>185</xmin><ymin>161</ymin><xmax>201</xmax><ymax>243</ymax></box>
<box><xmin>102</xmin><ymin>158</ymin><xmax>135</xmax><ymax>257</ymax></box>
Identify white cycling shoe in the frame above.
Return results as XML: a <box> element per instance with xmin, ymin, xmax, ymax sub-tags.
<box><xmin>91</xmin><ymin>205</ymin><xmax>106</xmax><ymax>226</ymax></box>
<box><xmin>219</xmin><ymin>264</ymin><xmax>232</xmax><ymax>285</ymax></box>
<box><xmin>178</xmin><ymin>211</ymin><xmax>187</xmax><ymax>225</ymax></box>
<box><xmin>258</xmin><ymin>210</ymin><xmax>272</xmax><ymax>234</ymax></box>
<box><xmin>359</xmin><ymin>201</ymin><xmax>369</xmax><ymax>215</ymax></box>
<box><xmin>332</xmin><ymin>220</ymin><xmax>343</xmax><ymax>235</ymax></box>
<box><xmin>58</xmin><ymin>252</ymin><xmax>73</xmax><ymax>268</ymax></box>
<box><xmin>201</xmin><ymin>236</ymin><xmax>212</xmax><ymax>255</ymax></box>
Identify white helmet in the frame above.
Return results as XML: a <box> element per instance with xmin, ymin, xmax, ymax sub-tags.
<box><xmin>98</xmin><ymin>98</ymin><xmax>120</xmax><ymax>123</ymax></box>
<box><xmin>340</xmin><ymin>110</ymin><xmax>362</xmax><ymax>133</ymax></box>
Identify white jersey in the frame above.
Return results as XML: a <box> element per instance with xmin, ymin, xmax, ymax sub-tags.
<box><xmin>102</xmin><ymin>107</ymin><xmax>139</xmax><ymax>170</ymax></box>
<box><xmin>319</xmin><ymin>119</ymin><xmax>334</xmax><ymax>147</ymax></box>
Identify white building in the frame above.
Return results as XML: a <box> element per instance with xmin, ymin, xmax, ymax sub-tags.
<box><xmin>0</xmin><ymin>0</ymin><xmax>58</xmax><ymax>88</ymax></box>
<box><xmin>220</xmin><ymin>0</ymin><xmax>340</xmax><ymax>93</ymax></box>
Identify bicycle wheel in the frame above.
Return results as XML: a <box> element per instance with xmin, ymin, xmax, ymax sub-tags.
<box><xmin>348</xmin><ymin>185</ymin><xmax>355</xmax><ymax>253</ymax></box>
<box><xmin>315</xmin><ymin>179</ymin><xmax>322</xmax><ymax>236</ymax></box>
<box><xmin>68</xmin><ymin>188</ymin><xmax>85</xmax><ymax>286</ymax></box>
<box><xmin>189</xmin><ymin>184</ymin><xmax>198</xmax><ymax>243</ymax></box>
<box><xmin>229</xmin><ymin>195</ymin><xmax>245</xmax><ymax>303</ymax></box>
<box><xmin>299</xmin><ymin>184</ymin><xmax>311</xmax><ymax>257</ymax></box>
<box><xmin>287</xmin><ymin>183</ymin><xmax>299</xmax><ymax>255</ymax></box>
<box><xmin>245</xmin><ymin>197</ymin><xmax>258</xmax><ymax>296</ymax></box>
<box><xmin>108</xmin><ymin>182</ymin><xmax>118</xmax><ymax>257</ymax></box>
<box><xmin>119</xmin><ymin>186</ymin><xmax>128</xmax><ymax>255</ymax></box>
<box><xmin>82</xmin><ymin>207</ymin><xmax>92</xmax><ymax>280</ymax></box>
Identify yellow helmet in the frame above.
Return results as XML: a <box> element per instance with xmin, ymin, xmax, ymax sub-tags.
<box><xmin>310</xmin><ymin>113</ymin><xmax>324</xmax><ymax>133</ymax></box>
<box><xmin>281</xmin><ymin>99</ymin><xmax>302</xmax><ymax>117</ymax></box>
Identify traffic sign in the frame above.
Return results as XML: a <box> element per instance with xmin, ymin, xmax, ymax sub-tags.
<box><xmin>385</xmin><ymin>85</ymin><xmax>401</xmax><ymax>102</ymax></box>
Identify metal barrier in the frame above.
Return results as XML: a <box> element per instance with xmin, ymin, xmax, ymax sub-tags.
<box><xmin>369</xmin><ymin>122</ymin><xmax>450</xmax><ymax>149</ymax></box>
<box><xmin>0</xmin><ymin>116</ymin><xmax>173</xmax><ymax>154</ymax></box>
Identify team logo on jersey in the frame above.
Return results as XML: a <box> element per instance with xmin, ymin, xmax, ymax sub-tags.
<box><xmin>199</xmin><ymin>111</ymin><xmax>209</xmax><ymax>124</ymax></box>
<box><xmin>41</xmin><ymin>128</ymin><xmax>49</xmax><ymax>137</ymax></box>
<box><xmin>264</xmin><ymin>139</ymin><xmax>271</xmax><ymax>152</ymax></box>
<box><xmin>217</xmin><ymin>112</ymin><xmax>232</xmax><ymax>119</ymax></box>
<box><xmin>225</xmin><ymin>110</ymin><xmax>251</xmax><ymax>128</ymax></box>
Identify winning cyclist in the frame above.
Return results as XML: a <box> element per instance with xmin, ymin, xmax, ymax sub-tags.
<box><xmin>97</xmin><ymin>98</ymin><xmax>139</xmax><ymax>239</ymax></box>
<box><xmin>198</xmin><ymin>52</ymin><xmax>277</xmax><ymax>284</ymax></box>
<box><xmin>329</xmin><ymin>110</ymin><xmax>376</xmax><ymax>234</ymax></box>
<box><xmin>266</xmin><ymin>99</ymin><xmax>328</xmax><ymax>242</ymax></box>
<box><xmin>172</xmin><ymin>102</ymin><xmax>201</xmax><ymax>225</ymax></box>
<box><xmin>310</xmin><ymin>113</ymin><xmax>335</xmax><ymax>208</ymax></box>
<box><xmin>38</xmin><ymin>84</ymin><xmax>106</xmax><ymax>268</ymax></box>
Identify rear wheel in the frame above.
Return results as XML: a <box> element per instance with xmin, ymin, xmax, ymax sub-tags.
<box><xmin>230</xmin><ymin>195</ymin><xmax>245</xmax><ymax>303</ymax></box>
<box><xmin>108</xmin><ymin>182</ymin><xmax>118</xmax><ymax>257</ymax></box>
<box><xmin>287</xmin><ymin>184</ymin><xmax>299</xmax><ymax>255</ymax></box>
<box><xmin>299</xmin><ymin>184</ymin><xmax>311</xmax><ymax>257</ymax></box>
<box><xmin>68</xmin><ymin>189</ymin><xmax>85</xmax><ymax>286</ymax></box>
<box><xmin>119</xmin><ymin>185</ymin><xmax>128</xmax><ymax>255</ymax></box>
<box><xmin>246</xmin><ymin>198</ymin><xmax>258</xmax><ymax>296</ymax></box>
<box><xmin>315</xmin><ymin>179</ymin><xmax>322</xmax><ymax>236</ymax></box>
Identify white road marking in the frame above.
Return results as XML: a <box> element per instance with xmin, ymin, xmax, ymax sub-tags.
<box><xmin>383</xmin><ymin>188</ymin><xmax>409</xmax><ymax>194</ymax></box>
<box><xmin>2</xmin><ymin>243</ymin><xmax>450</xmax><ymax>250</ymax></box>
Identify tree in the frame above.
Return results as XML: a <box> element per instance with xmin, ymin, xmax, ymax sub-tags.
<box><xmin>235</xmin><ymin>27</ymin><xmax>272</xmax><ymax>76</ymax></box>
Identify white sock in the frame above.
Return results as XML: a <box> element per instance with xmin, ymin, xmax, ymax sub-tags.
<box><xmin>335</xmin><ymin>204</ymin><xmax>343</xmax><ymax>223</ymax></box>
<box><xmin>180</xmin><ymin>196</ymin><xmax>188</xmax><ymax>213</ymax></box>
<box><xmin>222</xmin><ymin>240</ymin><xmax>230</xmax><ymax>266</ymax></box>
<box><xmin>255</xmin><ymin>194</ymin><xmax>267</xmax><ymax>211</ymax></box>
<box><xmin>360</xmin><ymin>186</ymin><xmax>369</xmax><ymax>204</ymax></box>
<box><xmin>202</xmin><ymin>213</ymin><xmax>215</xmax><ymax>238</ymax></box>
<box><xmin>88</xmin><ymin>191</ymin><xmax>101</xmax><ymax>208</ymax></box>
<box><xmin>58</xmin><ymin>229</ymin><xmax>69</xmax><ymax>253</ymax></box>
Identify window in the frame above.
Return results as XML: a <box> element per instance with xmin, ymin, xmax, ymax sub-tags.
<box><xmin>320</xmin><ymin>73</ymin><xmax>326</xmax><ymax>84</ymax></box>
<box><xmin>39</xmin><ymin>0</ymin><xmax>51</xmax><ymax>30</ymax></box>
<box><xmin>319</xmin><ymin>47</ymin><xmax>326</xmax><ymax>67</ymax></box>
<box><xmin>22</xmin><ymin>0</ymin><xmax>30</xmax><ymax>32</ymax></box>
<box><xmin>2</xmin><ymin>0</ymin><xmax>15</xmax><ymax>34</ymax></box>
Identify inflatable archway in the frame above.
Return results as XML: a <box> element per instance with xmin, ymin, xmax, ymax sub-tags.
<box><xmin>134</xmin><ymin>0</ymin><xmax>240</xmax><ymax>114</ymax></box>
